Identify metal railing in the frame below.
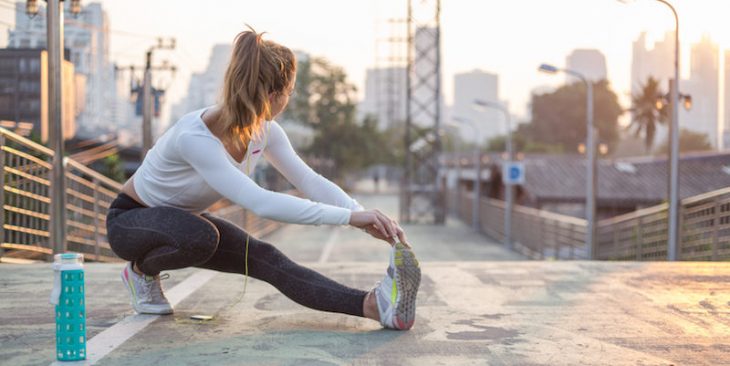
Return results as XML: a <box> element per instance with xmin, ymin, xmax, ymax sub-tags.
<box><xmin>597</xmin><ymin>187</ymin><xmax>730</xmax><ymax>261</ymax></box>
<box><xmin>1</xmin><ymin>127</ymin><xmax>293</xmax><ymax>262</ymax></box>
<box><xmin>457</xmin><ymin>191</ymin><xmax>587</xmax><ymax>259</ymax></box>
<box><xmin>452</xmin><ymin>185</ymin><xmax>730</xmax><ymax>261</ymax></box>
<box><xmin>1</xmin><ymin>127</ymin><xmax>123</xmax><ymax>261</ymax></box>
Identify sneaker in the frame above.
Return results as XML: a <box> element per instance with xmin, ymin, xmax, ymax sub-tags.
<box><xmin>121</xmin><ymin>262</ymin><xmax>173</xmax><ymax>315</ymax></box>
<box><xmin>374</xmin><ymin>242</ymin><xmax>421</xmax><ymax>330</ymax></box>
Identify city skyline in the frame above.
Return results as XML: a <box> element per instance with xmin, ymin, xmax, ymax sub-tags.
<box><xmin>0</xmin><ymin>0</ymin><xmax>726</xmax><ymax>130</ymax></box>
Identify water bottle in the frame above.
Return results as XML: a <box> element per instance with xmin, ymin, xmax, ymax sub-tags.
<box><xmin>50</xmin><ymin>253</ymin><xmax>86</xmax><ymax>361</ymax></box>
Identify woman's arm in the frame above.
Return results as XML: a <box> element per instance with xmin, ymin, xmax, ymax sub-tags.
<box><xmin>176</xmin><ymin>131</ymin><xmax>351</xmax><ymax>225</ymax></box>
<box><xmin>263</xmin><ymin>121</ymin><xmax>365</xmax><ymax>211</ymax></box>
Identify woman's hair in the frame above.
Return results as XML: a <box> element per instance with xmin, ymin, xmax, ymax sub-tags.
<box><xmin>219</xmin><ymin>26</ymin><xmax>296</xmax><ymax>148</ymax></box>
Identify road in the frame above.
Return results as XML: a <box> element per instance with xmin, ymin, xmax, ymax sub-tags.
<box><xmin>1</xmin><ymin>193</ymin><xmax>729</xmax><ymax>365</ymax></box>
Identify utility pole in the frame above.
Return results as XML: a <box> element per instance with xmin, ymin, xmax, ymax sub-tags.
<box><xmin>116</xmin><ymin>38</ymin><xmax>175</xmax><ymax>160</ymax></box>
<box><xmin>141</xmin><ymin>38</ymin><xmax>175</xmax><ymax>158</ymax></box>
<box><xmin>47</xmin><ymin>0</ymin><xmax>66</xmax><ymax>255</ymax></box>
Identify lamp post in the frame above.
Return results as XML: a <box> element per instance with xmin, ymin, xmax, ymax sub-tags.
<box><xmin>617</xmin><ymin>0</ymin><xmax>680</xmax><ymax>260</ymax></box>
<box><xmin>452</xmin><ymin>117</ymin><xmax>481</xmax><ymax>232</ymax></box>
<box><xmin>538</xmin><ymin>63</ymin><xmax>596</xmax><ymax>258</ymax></box>
<box><xmin>442</xmin><ymin>124</ymin><xmax>462</xmax><ymax>216</ymax></box>
<box><xmin>473</xmin><ymin>99</ymin><xmax>514</xmax><ymax>250</ymax></box>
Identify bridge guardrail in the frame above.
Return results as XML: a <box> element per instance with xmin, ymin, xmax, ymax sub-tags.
<box><xmin>1</xmin><ymin>127</ymin><xmax>293</xmax><ymax>262</ymax></box>
<box><xmin>451</xmin><ymin>185</ymin><xmax>730</xmax><ymax>261</ymax></box>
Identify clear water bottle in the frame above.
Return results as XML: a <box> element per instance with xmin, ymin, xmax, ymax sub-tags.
<box><xmin>50</xmin><ymin>253</ymin><xmax>86</xmax><ymax>361</ymax></box>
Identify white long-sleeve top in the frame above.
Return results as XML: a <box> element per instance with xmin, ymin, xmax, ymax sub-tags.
<box><xmin>132</xmin><ymin>107</ymin><xmax>364</xmax><ymax>225</ymax></box>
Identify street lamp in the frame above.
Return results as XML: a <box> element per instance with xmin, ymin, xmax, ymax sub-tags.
<box><xmin>473</xmin><ymin>99</ymin><xmax>514</xmax><ymax>250</ymax></box>
<box><xmin>538</xmin><ymin>63</ymin><xmax>597</xmax><ymax>258</ymax></box>
<box><xmin>451</xmin><ymin>117</ymin><xmax>482</xmax><ymax>232</ymax></box>
<box><xmin>617</xmin><ymin>0</ymin><xmax>680</xmax><ymax>260</ymax></box>
<box><xmin>441</xmin><ymin>124</ymin><xmax>462</xmax><ymax>216</ymax></box>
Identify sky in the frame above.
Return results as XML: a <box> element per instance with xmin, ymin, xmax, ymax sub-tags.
<box><xmin>0</xmin><ymin>0</ymin><xmax>727</xmax><ymax>126</ymax></box>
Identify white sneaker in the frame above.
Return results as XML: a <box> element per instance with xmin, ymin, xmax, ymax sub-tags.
<box><xmin>121</xmin><ymin>262</ymin><xmax>173</xmax><ymax>315</ymax></box>
<box><xmin>374</xmin><ymin>242</ymin><xmax>421</xmax><ymax>330</ymax></box>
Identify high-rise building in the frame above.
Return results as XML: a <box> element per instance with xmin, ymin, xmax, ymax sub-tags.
<box><xmin>170</xmin><ymin>44</ymin><xmax>232</xmax><ymax>123</ymax></box>
<box><xmin>411</xmin><ymin>26</ymin><xmax>444</xmax><ymax>129</ymax></box>
<box><xmin>452</xmin><ymin>69</ymin><xmax>500</xmax><ymax>142</ymax></box>
<box><xmin>631</xmin><ymin>31</ymin><xmax>675</xmax><ymax>149</ymax></box>
<box><xmin>359</xmin><ymin>66</ymin><xmax>407</xmax><ymax>130</ymax></box>
<box><xmin>724</xmin><ymin>50</ymin><xmax>730</xmax><ymax>149</ymax></box>
<box><xmin>0</xmin><ymin>49</ymin><xmax>77</xmax><ymax>141</ymax></box>
<box><xmin>631</xmin><ymin>32</ymin><xmax>674</xmax><ymax>97</ymax></box>
<box><xmin>8</xmin><ymin>2</ymin><xmax>115</xmax><ymax>138</ymax></box>
<box><xmin>565</xmin><ymin>49</ymin><xmax>607</xmax><ymax>83</ymax></box>
<box><xmin>680</xmin><ymin>35</ymin><xmax>720</xmax><ymax>148</ymax></box>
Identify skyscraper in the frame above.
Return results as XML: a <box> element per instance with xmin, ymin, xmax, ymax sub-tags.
<box><xmin>565</xmin><ymin>49</ymin><xmax>607</xmax><ymax>83</ymax></box>
<box><xmin>631</xmin><ymin>32</ymin><xmax>674</xmax><ymax>97</ymax></box>
<box><xmin>360</xmin><ymin>66</ymin><xmax>407</xmax><ymax>130</ymax></box>
<box><xmin>722</xmin><ymin>50</ymin><xmax>730</xmax><ymax>149</ymax></box>
<box><xmin>8</xmin><ymin>2</ymin><xmax>116</xmax><ymax>138</ymax></box>
<box><xmin>681</xmin><ymin>35</ymin><xmax>719</xmax><ymax>148</ymax></box>
<box><xmin>452</xmin><ymin>69</ymin><xmax>500</xmax><ymax>142</ymax></box>
<box><xmin>170</xmin><ymin>44</ymin><xmax>232</xmax><ymax>123</ymax></box>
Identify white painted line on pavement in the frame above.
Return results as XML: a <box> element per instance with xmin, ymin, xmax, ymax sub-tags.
<box><xmin>318</xmin><ymin>227</ymin><xmax>341</xmax><ymax>263</ymax></box>
<box><xmin>49</xmin><ymin>269</ymin><xmax>217</xmax><ymax>366</ymax></box>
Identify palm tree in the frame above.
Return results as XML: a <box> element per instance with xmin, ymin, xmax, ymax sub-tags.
<box><xmin>627</xmin><ymin>76</ymin><xmax>670</xmax><ymax>150</ymax></box>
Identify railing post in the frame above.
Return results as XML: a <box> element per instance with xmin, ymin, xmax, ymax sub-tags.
<box><xmin>711</xmin><ymin>200</ymin><xmax>719</xmax><ymax>261</ymax></box>
<box><xmin>675</xmin><ymin>204</ymin><xmax>684</xmax><ymax>260</ymax></box>
<box><xmin>568</xmin><ymin>224</ymin><xmax>575</xmax><ymax>259</ymax></box>
<box><xmin>0</xmin><ymin>134</ymin><xmax>5</xmax><ymax>258</ymax></box>
<box><xmin>539</xmin><ymin>212</ymin><xmax>545</xmax><ymax>259</ymax></box>
<box><xmin>92</xmin><ymin>178</ymin><xmax>101</xmax><ymax>261</ymax></box>
<box><xmin>636</xmin><ymin>217</ymin><xmax>643</xmax><ymax>261</ymax></box>
<box><xmin>612</xmin><ymin>221</ymin><xmax>618</xmax><ymax>260</ymax></box>
<box><xmin>555</xmin><ymin>220</ymin><xmax>562</xmax><ymax>260</ymax></box>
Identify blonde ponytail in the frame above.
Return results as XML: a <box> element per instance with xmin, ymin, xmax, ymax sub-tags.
<box><xmin>220</xmin><ymin>26</ymin><xmax>296</xmax><ymax>148</ymax></box>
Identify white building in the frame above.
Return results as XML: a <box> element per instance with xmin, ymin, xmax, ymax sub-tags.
<box><xmin>412</xmin><ymin>26</ymin><xmax>444</xmax><ymax>129</ymax></box>
<box><xmin>565</xmin><ymin>49</ymin><xmax>607</xmax><ymax>83</ymax></box>
<box><xmin>725</xmin><ymin>50</ymin><xmax>730</xmax><ymax>149</ymax></box>
<box><xmin>631</xmin><ymin>32</ymin><xmax>675</xmax><ymax>149</ymax></box>
<box><xmin>359</xmin><ymin>66</ymin><xmax>407</xmax><ymax>130</ymax></box>
<box><xmin>631</xmin><ymin>32</ymin><xmax>674</xmax><ymax>97</ymax></box>
<box><xmin>170</xmin><ymin>44</ymin><xmax>231</xmax><ymax>123</ymax></box>
<box><xmin>452</xmin><ymin>69</ymin><xmax>501</xmax><ymax>143</ymax></box>
<box><xmin>680</xmin><ymin>35</ymin><xmax>720</xmax><ymax>149</ymax></box>
<box><xmin>8</xmin><ymin>2</ymin><xmax>116</xmax><ymax>138</ymax></box>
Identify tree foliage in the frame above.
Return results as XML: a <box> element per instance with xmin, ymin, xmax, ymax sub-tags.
<box><xmin>523</xmin><ymin>80</ymin><xmax>622</xmax><ymax>152</ymax></box>
<box><xmin>281</xmin><ymin>56</ymin><xmax>393</xmax><ymax>178</ymax></box>
<box><xmin>628</xmin><ymin>76</ymin><xmax>670</xmax><ymax>149</ymax></box>
<box><xmin>656</xmin><ymin>128</ymin><xmax>712</xmax><ymax>155</ymax></box>
<box><xmin>100</xmin><ymin>153</ymin><xmax>125</xmax><ymax>182</ymax></box>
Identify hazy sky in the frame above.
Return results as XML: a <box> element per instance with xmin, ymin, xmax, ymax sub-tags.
<box><xmin>0</xmin><ymin>0</ymin><xmax>727</xmax><ymax>125</ymax></box>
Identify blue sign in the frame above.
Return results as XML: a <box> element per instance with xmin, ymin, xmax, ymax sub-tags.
<box><xmin>503</xmin><ymin>162</ymin><xmax>525</xmax><ymax>185</ymax></box>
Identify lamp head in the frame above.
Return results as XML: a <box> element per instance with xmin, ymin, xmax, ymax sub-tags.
<box><xmin>538</xmin><ymin>63</ymin><xmax>559</xmax><ymax>74</ymax></box>
<box><xmin>683</xmin><ymin>95</ymin><xmax>692</xmax><ymax>110</ymax></box>
<box><xmin>70</xmin><ymin>0</ymin><xmax>82</xmax><ymax>15</ymax></box>
<box><xmin>26</xmin><ymin>0</ymin><xmax>39</xmax><ymax>18</ymax></box>
<box><xmin>452</xmin><ymin>116</ymin><xmax>469</xmax><ymax>124</ymax></box>
<box><xmin>472</xmin><ymin>99</ymin><xmax>497</xmax><ymax>110</ymax></box>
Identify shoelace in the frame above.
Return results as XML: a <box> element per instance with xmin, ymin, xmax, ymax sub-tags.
<box><xmin>142</xmin><ymin>273</ymin><xmax>169</xmax><ymax>303</ymax></box>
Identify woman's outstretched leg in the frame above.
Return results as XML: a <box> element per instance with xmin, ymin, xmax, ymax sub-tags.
<box><xmin>197</xmin><ymin>214</ymin><xmax>369</xmax><ymax>317</ymax></box>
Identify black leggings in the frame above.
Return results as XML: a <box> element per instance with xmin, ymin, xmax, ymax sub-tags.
<box><xmin>106</xmin><ymin>193</ymin><xmax>367</xmax><ymax>317</ymax></box>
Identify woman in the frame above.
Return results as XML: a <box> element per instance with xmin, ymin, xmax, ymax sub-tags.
<box><xmin>106</xmin><ymin>28</ymin><xmax>421</xmax><ymax>330</ymax></box>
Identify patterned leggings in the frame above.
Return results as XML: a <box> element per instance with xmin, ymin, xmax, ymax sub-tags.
<box><xmin>106</xmin><ymin>193</ymin><xmax>367</xmax><ymax>317</ymax></box>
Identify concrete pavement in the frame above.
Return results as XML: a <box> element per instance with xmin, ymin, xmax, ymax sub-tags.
<box><xmin>1</xmin><ymin>193</ymin><xmax>729</xmax><ymax>365</ymax></box>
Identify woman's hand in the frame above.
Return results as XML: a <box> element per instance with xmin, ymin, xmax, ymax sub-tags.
<box><xmin>349</xmin><ymin>210</ymin><xmax>409</xmax><ymax>247</ymax></box>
